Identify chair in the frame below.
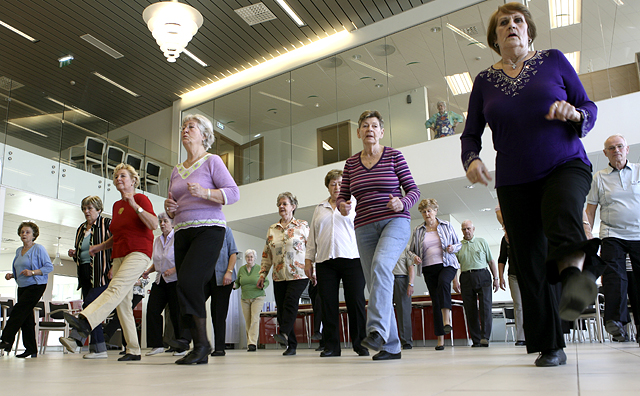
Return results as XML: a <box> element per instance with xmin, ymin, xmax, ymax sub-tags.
<box><xmin>0</xmin><ymin>299</ymin><xmax>14</xmax><ymax>356</ymax></box>
<box><xmin>144</xmin><ymin>159</ymin><xmax>161</xmax><ymax>192</ymax></box>
<box><xmin>69</xmin><ymin>136</ymin><xmax>106</xmax><ymax>177</ymax></box>
<box><xmin>124</xmin><ymin>153</ymin><xmax>143</xmax><ymax>176</ymax></box>
<box><xmin>503</xmin><ymin>307</ymin><xmax>516</xmax><ymax>342</ymax></box>
<box><xmin>14</xmin><ymin>301</ymin><xmax>44</xmax><ymax>355</ymax></box>
<box><xmin>38</xmin><ymin>302</ymin><xmax>71</xmax><ymax>354</ymax></box>
<box><xmin>574</xmin><ymin>293</ymin><xmax>605</xmax><ymax>343</ymax></box>
<box><xmin>105</xmin><ymin>145</ymin><xmax>125</xmax><ymax>179</ymax></box>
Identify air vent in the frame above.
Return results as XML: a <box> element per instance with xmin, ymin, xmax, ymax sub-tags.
<box><xmin>81</xmin><ymin>34</ymin><xmax>124</xmax><ymax>59</ymax></box>
<box><xmin>0</xmin><ymin>76</ymin><xmax>24</xmax><ymax>91</ymax></box>
<box><xmin>459</xmin><ymin>24</ymin><xmax>482</xmax><ymax>36</ymax></box>
<box><xmin>235</xmin><ymin>3</ymin><xmax>277</xmax><ymax>26</ymax></box>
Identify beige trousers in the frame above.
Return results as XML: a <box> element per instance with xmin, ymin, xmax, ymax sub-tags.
<box><xmin>81</xmin><ymin>252</ymin><xmax>150</xmax><ymax>355</ymax></box>
<box><xmin>241</xmin><ymin>296</ymin><xmax>265</xmax><ymax>346</ymax></box>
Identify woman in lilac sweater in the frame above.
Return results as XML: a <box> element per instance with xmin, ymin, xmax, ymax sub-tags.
<box><xmin>165</xmin><ymin>114</ymin><xmax>239</xmax><ymax>365</ymax></box>
<box><xmin>461</xmin><ymin>2</ymin><xmax>599</xmax><ymax>367</ymax></box>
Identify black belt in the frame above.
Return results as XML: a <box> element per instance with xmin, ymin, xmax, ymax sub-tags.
<box><xmin>462</xmin><ymin>268</ymin><xmax>488</xmax><ymax>273</ymax></box>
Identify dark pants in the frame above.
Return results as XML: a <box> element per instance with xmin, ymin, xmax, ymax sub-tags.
<box><xmin>175</xmin><ymin>226</ymin><xmax>225</xmax><ymax>319</ymax></box>
<box><xmin>273</xmin><ymin>279</ymin><xmax>308</xmax><ymax>349</ymax></box>
<box><xmin>498</xmin><ymin>159</ymin><xmax>592</xmax><ymax>353</ymax></box>
<box><xmin>146</xmin><ymin>278</ymin><xmax>181</xmax><ymax>348</ymax></box>
<box><xmin>308</xmin><ymin>282</ymin><xmax>322</xmax><ymax>335</ymax></box>
<box><xmin>208</xmin><ymin>282</ymin><xmax>233</xmax><ymax>352</ymax></box>
<box><xmin>423</xmin><ymin>264</ymin><xmax>457</xmax><ymax>336</ymax></box>
<box><xmin>392</xmin><ymin>275</ymin><xmax>412</xmax><ymax>346</ymax></box>
<box><xmin>84</xmin><ymin>285</ymin><xmax>108</xmax><ymax>352</ymax></box>
<box><xmin>628</xmin><ymin>270</ymin><xmax>640</xmax><ymax>334</ymax></box>
<box><xmin>1</xmin><ymin>284</ymin><xmax>46</xmax><ymax>352</ymax></box>
<box><xmin>103</xmin><ymin>294</ymin><xmax>143</xmax><ymax>347</ymax></box>
<box><xmin>316</xmin><ymin>258</ymin><xmax>367</xmax><ymax>353</ymax></box>
<box><xmin>460</xmin><ymin>269</ymin><xmax>493</xmax><ymax>344</ymax></box>
<box><xmin>601</xmin><ymin>238</ymin><xmax>640</xmax><ymax>323</ymax></box>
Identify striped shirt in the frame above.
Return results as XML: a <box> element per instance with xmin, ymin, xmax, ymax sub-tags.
<box><xmin>337</xmin><ymin>147</ymin><xmax>420</xmax><ymax>229</ymax></box>
<box><xmin>409</xmin><ymin>219</ymin><xmax>461</xmax><ymax>275</ymax></box>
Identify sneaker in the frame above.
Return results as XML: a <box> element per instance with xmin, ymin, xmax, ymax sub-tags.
<box><xmin>59</xmin><ymin>337</ymin><xmax>78</xmax><ymax>353</ymax></box>
<box><xmin>145</xmin><ymin>347</ymin><xmax>165</xmax><ymax>356</ymax></box>
<box><xmin>83</xmin><ymin>351</ymin><xmax>108</xmax><ymax>359</ymax></box>
<box><xmin>173</xmin><ymin>349</ymin><xmax>188</xmax><ymax>356</ymax></box>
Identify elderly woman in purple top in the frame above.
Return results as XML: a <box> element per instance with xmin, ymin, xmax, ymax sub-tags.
<box><xmin>337</xmin><ymin>110</ymin><xmax>420</xmax><ymax>361</ymax></box>
<box><xmin>461</xmin><ymin>2</ymin><xmax>600</xmax><ymax>367</ymax></box>
<box><xmin>164</xmin><ymin>114</ymin><xmax>239</xmax><ymax>365</ymax></box>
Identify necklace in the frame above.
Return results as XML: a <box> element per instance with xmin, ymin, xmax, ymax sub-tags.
<box><xmin>501</xmin><ymin>53</ymin><xmax>528</xmax><ymax>70</ymax></box>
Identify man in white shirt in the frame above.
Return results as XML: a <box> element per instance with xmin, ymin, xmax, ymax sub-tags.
<box><xmin>586</xmin><ymin>134</ymin><xmax>640</xmax><ymax>342</ymax></box>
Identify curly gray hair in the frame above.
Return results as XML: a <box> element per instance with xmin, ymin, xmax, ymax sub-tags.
<box><xmin>182</xmin><ymin>114</ymin><xmax>215</xmax><ymax>150</ymax></box>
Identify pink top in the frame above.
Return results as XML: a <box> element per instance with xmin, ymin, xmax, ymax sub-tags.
<box><xmin>422</xmin><ymin>231</ymin><xmax>443</xmax><ymax>266</ymax></box>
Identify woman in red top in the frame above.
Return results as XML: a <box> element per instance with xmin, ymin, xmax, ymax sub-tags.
<box><xmin>65</xmin><ymin>163</ymin><xmax>157</xmax><ymax>361</ymax></box>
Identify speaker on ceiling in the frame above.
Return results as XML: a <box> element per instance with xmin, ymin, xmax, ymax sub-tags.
<box><xmin>406</xmin><ymin>95</ymin><xmax>412</xmax><ymax>104</ymax></box>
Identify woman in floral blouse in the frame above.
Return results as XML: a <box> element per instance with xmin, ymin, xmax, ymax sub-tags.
<box><xmin>257</xmin><ymin>192</ymin><xmax>309</xmax><ymax>356</ymax></box>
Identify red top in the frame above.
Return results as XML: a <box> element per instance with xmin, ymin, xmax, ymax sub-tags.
<box><xmin>110</xmin><ymin>194</ymin><xmax>155</xmax><ymax>259</ymax></box>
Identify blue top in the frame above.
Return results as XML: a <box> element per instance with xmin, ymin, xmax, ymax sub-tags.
<box><xmin>12</xmin><ymin>244</ymin><xmax>54</xmax><ymax>288</ymax></box>
<box><xmin>213</xmin><ymin>227</ymin><xmax>239</xmax><ymax>286</ymax></box>
<box><xmin>461</xmin><ymin>49</ymin><xmax>597</xmax><ymax>188</ymax></box>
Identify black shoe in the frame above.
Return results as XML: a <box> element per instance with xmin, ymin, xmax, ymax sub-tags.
<box><xmin>175</xmin><ymin>346</ymin><xmax>210</xmax><ymax>365</ymax></box>
<box><xmin>166</xmin><ymin>338</ymin><xmax>191</xmax><ymax>351</ymax></box>
<box><xmin>63</xmin><ymin>312</ymin><xmax>92</xmax><ymax>339</ymax></box>
<box><xmin>471</xmin><ymin>343</ymin><xmax>483</xmax><ymax>347</ymax></box>
<box><xmin>605</xmin><ymin>320</ymin><xmax>628</xmax><ymax>342</ymax></box>
<box><xmin>0</xmin><ymin>340</ymin><xmax>12</xmax><ymax>352</ymax></box>
<box><xmin>273</xmin><ymin>333</ymin><xmax>288</xmax><ymax>347</ymax></box>
<box><xmin>117</xmin><ymin>353</ymin><xmax>141</xmax><ymax>361</ymax></box>
<box><xmin>354</xmin><ymin>346</ymin><xmax>370</xmax><ymax>356</ymax></box>
<box><xmin>310</xmin><ymin>332</ymin><xmax>323</xmax><ymax>341</ymax></box>
<box><xmin>535</xmin><ymin>349</ymin><xmax>567</xmax><ymax>367</ymax></box>
<box><xmin>361</xmin><ymin>331</ymin><xmax>384</xmax><ymax>352</ymax></box>
<box><xmin>210</xmin><ymin>350</ymin><xmax>225</xmax><ymax>356</ymax></box>
<box><xmin>443</xmin><ymin>324</ymin><xmax>452</xmax><ymax>334</ymax></box>
<box><xmin>315</xmin><ymin>345</ymin><xmax>324</xmax><ymax>351</ymax></box>
<box><xmin>16</xmin><ymin>350</ymin><xmax>37</xmax><ymax>358</ymax></box>
<box><xmin>435</xmin><ymin>345</ymin><xmax>445</xmax><ymax>351</ymax></box>
<box><xmin>559</xmin><ymin>269</ymin><xmax>597</xmax><ymax>321</ymax></box>
<box><xmin>372</xmin><ymin>350</ymin><xmax>401</xmax><ymax>360</ymax></box>
<box><xmin>402</xmin><ymin>343</ymin><xmax>413</xmax><ymax>350</ymax></box>
<box><xmin>119</xmin><ymin>350</ymin><xmax>126</xmax><ymax>355</ymax></box>
<box><xmin>320</xmin><ymin>349</ymin><xmax>341</xmax><ymax>357</ymax></box>
<box><xmin>247</xmin><ymin>344</ymin><xmax>257</xmax><ymax>352</ymax></box>
<box><xmin>165</xmin><ymin>347</ymin><xmax>176</xmax><ymax>353</ymax></box>
<box><xmin>282</xmin><ymin>347</ymin><xmax>296</xmax><ymax>356</ymax></box>
<box><xmin>515</xmin><ymin>341</ymin><xmax>526</xmax><ymax>346</ymax></box>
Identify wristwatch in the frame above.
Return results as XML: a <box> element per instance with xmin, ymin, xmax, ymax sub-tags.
<box><xmin>409</xmin><ymin>283</ymin><xmax>414</xmax><ymax>287</ymax></box>
<box><xmin>137</xmin><ymin>206</ymin><xmax>144</xmax><ymax>214</ymax></box>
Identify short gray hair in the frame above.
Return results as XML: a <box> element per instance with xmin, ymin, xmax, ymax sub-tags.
<box><xmin>277</xmin><ymin>192</ymin><xmax>298</xmax><ymax>215</ymax></box>
<box><xmin>245</xmin><ymin>249</ymin><xmax>257</xmax><ymax>260</ymax></box>
<box><xmin>604</xmin><ymin>134</ymin><xmax>627</xmax><ymax>147</ymax></box>
<box><xmin>157</xmin><ymin>212</ymin><xmax>173</xmax><ymax>222</ymax></box>
<box><xmin>182</xmin><ymin>114</ymin><xmax>215</xmax><ymax>150</ymax></box>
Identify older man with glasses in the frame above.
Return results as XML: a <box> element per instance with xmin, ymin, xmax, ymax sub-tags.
<box><xmin>586</xmin><ymin>134</ymin><xmax>640</xmax><ymax>343</ymax></box>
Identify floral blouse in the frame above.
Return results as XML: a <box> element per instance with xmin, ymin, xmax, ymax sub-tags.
<box><xmin>260</xmin><ymin>218</ymin><xmax>309</xmax><ymax>282</ymax></box>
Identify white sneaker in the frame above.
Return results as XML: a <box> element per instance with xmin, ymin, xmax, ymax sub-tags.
<box><xmin>173</xmin><ymin>350</ymin><xmax>187</xmax><ymax>356</ymax></box>
<box><xmin>145</xmin><ymin>347</ymin><xmax>165</xmax><ymax>356</ymax></box>
<box><xmin>59</xmin><ymin>337</ymin><xmax>78</xmax><ymax>353</ymax></box>
<box><xmin>83</xmin><ymin>351</ymin><xmax>108</xmax><ymax>359</ymax></box>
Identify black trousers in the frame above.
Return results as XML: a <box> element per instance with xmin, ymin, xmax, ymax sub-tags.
<box><xmin>460</xmin><ymin>269</ymin><xmax>493</xmax><ymax>344</ymax></box>
<box><xmin>1</xmin><ymin>284</ymin><xmax>46</xmax><ymax>352</ymax></box>
<box><xmin>208</xmin><ymin>282</ymin><xmax>233</xmax><ymax>352</ymax></box>
<box><xmin>315</xmin><ymin>258</ymin><xmax>367</xmax><ymax>353</ymax></box>
<box><xmin>601</xmin><ymin>237</ymin><xmax>640</xmax><ymax>323</ymax></box>
<box><xmin>422</xmin><ymin>264</ymin><xmax>457</xmax><ymax>336</ymax></box>
<box><xmin>308</xmin><ymin>282</ymin><xmax>322</xmax><ymax>335</ymax></box>
<box><xmin>498</xmin><ymin>159</ymin><xmax>592</xmax><ymax>353</ymax></box>
<box><xmin>273</xmin><ymin>279</ymin><xmax>308</xmax><ymax>349</ymax></box>
<box><xmin>628</xmin><ymin>270</ymin><xmax>640</xmax><ymax>330</ymax></box>
<box><xmin>146</xmin><ymin>278</ymin><xmax>181</xmax><ymax>348</ymax></box>
<box><xmin>174</xmin><ymin>226</ymin><xmax>225</xmax><ymax>319</ymax></box>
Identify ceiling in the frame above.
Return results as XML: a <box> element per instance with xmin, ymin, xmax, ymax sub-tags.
<box><xmin>0</xmin><ymin>0</ymin><xmax>435</xmax><ymax>129</ymax></box>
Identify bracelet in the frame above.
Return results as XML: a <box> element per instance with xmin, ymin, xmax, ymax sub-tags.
<box><xmin>409</xmin><ymin>283</ymin><xmax>414</xmax><ymax>287</ymax></box>
<box><xmin>227</xmin><ymin>269</ymin><xmax>233</xmax><ymax>273</ymax></box>
<box><xmin>493</xmin><ymin>277</ymin><xmax>499</xmax><ymax>281</ymax></box>
<box><xmin>583</xmin><ymin>221</ymin><xmax>590</xmax><ymax>225</ymax></box>
<box><xmin>207</xmin><ymin>189</ymin><xmax>211</xmax><ymax>200</ymax></box>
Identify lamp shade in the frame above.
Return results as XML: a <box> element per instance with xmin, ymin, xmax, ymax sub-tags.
<box><xmin>143</xmin><ymin>1</ymin><xmax>204</xmax><ymax>63</ymax></box>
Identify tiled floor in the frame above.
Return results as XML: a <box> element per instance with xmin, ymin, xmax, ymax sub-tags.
<box><xmin>1</xmin><ymin>341</ymin><xmax>639</xmax><ymax>395</ymax></box>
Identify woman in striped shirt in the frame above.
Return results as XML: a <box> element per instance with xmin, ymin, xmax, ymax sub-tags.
<box><xmin>337</xmin><ymin>110</ymin><xmax>420</xmax><ymax>360</ymax></box>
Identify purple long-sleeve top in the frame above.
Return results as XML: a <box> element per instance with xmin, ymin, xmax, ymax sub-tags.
<box><xmin>337</xmin><ymin>146</ymin><xmax>420</xmax><ymax>229</ymax></box>
<box><xmin>461</xmin><ymin>49</ymin><xmax>597</xmax><ymax>188</ymax></box>
<box><xmin>170</xmin><ymin>154</ymin><xmax>239</xmax><ymax>231</ymax></box>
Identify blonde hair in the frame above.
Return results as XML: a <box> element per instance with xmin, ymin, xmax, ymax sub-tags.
<box><xmin>81</xmin><ymin>195</ymin><xmax>104</xmax><ymax>213</ymax></box>
<box><xmin>418</xmin><ymin>198</ymin><xmax>438</xmax><ymax>212</ymax></box>
<box><xmin>113</xmin><ymin>163</ymin><xmax>141</xmax><ymax>188</ymax></box>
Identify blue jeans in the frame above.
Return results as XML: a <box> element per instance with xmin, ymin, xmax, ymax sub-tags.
<box><xmin>356</xmin><ymin>217</ymin><xmax>410</xmax><ymax>354</ymax></box>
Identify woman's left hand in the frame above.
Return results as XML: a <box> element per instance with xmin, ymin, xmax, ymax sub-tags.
<box><xmin>545</xmin><ymin>100</ymin><xmax>581</xmax><ymax>122</ymax></box>
<box><xmin>5</xmin><ymin>273</ymin><xmax>13</xmax><ymax>280</ymax></box>
<box><xmin>187</xmin><ymin>182</ymin><xmax>205</xmax><ymax>199</ymax></box>
<box><xmin>223</xmin><ymin>272</ymin><xmax>233</xmax><ymax>286</ymax></box>
<box><xmin>387</xmin><ymin>195</ymin><xmax>404</xmax><ymax>212</ymax></box>
<box><xmin>122</xmin><ymin>192</ymin><xmax>136</xmax><ymax>207</ymax></box>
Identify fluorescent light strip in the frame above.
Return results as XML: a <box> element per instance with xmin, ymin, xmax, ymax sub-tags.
<box><xmin>183</xmin><ymin>49</ymin><xmax>209</xmax><ymax>67</ymax></box>
<box><xmin>549</xmin><ymin>0</ymin><xmax>581</xmax><ymax>29</ymax></box>
<box><xmin>7</xmin><ymin>121</ymin><xmax>48</xmax><ymax>137</ymax></box>
<box><xmin>0</xmin><ymin>20</ymin><xmax>38</xmax><ymax>42</ymax></box>
<box><xmin>350</xmin><ymin>58</ymin><xmax>394</xmax><ymax>78</ymax></box>
<box><xmin>46</xmin><ymin>97</ymin><xmax>93</xmax><ymax>118</ymax></box>
<box><xmin>58</xmin><ymin>55</ymin><xmax>74</xmax><ymax>62</ymax></box>
<box><xmin>445</xmin><ymin>72</ymin><xmax>473</xmax><ymax>95</ymax></box>
<box><xmin>322</xmin><ymin>141</ymin><xmax>334</xmax><ymax>151</ymax></box>
<box><xmin>446</xmin><ymin>23</ymin><xmax>487</xmax><ymax>49</ymax></box>
<box><xmin>92</xmin><ymin>72</ymin><xmax>140</xmax><ymax>97</ymax></box>
<box><xmin>258</xmin><ymin>91</ymin><xmax>303</xmax><ymax>107</ymax></box>
<box><xmin>275</xmin><ymin>0</ymin><xmax>305</xmax><ymax>27</ymax></box>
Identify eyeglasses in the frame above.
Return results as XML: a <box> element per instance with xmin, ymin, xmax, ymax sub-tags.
<box><xmin>606</xmin><ymin>144</ymin><xmax>626</xmax><ymax>151</ymax></box>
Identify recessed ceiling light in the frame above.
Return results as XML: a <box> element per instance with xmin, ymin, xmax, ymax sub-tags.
<box><xmin>350</xmin><ymin>57</ymin><xmax>394</xmax><ymax>78</ymax></box>
<box><xmin>445</xmin><ymin>72</ymin><xmax>473</xmax><ymax>95</ymax></box>
<box><xmin>92</xmin><ymin>72</ymin><xmax>140</xmax><ymax>97</ymax></box>
<box><xmin>375</xmin><ymin>84</ymin><xmax>383</xmax><ymax>88</ymax></box>
<box><xmin>480</xmin><ymin>208</ymin><xmax>491</xmax><ymax>212</ymax></box>
<box><xmin>446</xmin><ymin>23</ymin><xmax>487</xmax><ymax>49</ymax></box>
<box><xmin>58</xmin><ymin>55</ymin><xmax>74</xmax><ymax>63</ymax></box>
<box><xmin>322</xmin><ymin>141</ymin><xmax>334</xmax><ymax>151</ymax></box>
<box><xmin>254</xmin><ymin>134</ymin><xmax>261</xmax><ymax>138</ymax></box>
<box><xmin>275</xmin><ymin>0</ymin><xmax>305</xmax><ymax>27</ymax></box>
<box><xmin>549</xmin><ymin>0</ymin><xmax>582</xmax><ymax>29</ymax></box>
<box><xmin>563</xmin><ymin>51</ymin><xmax>580</xmax><ymax>73</ymax></box>
<box><xmin>259</xmin><ymin>91</ymin><xmax>303</xmax><ymax>106</ymax></box>
<box><xmin>465</xmin><ymin>185</ymin><xmax>474</xmax><ymax>189</ymax></box>
<box><xmin>183</xmin><ymin>49</ymin><xmax>209</xmax><ymax>67</ymax></box>
<box><xmin>0</xmin><ymin>20</ymin><xmax>39</xmax><ymax>42</ymax></box>
<box><xmin>431</xmin><ymin>26</ymin><xmax>441</xmax><ymax>33</ymax></box>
